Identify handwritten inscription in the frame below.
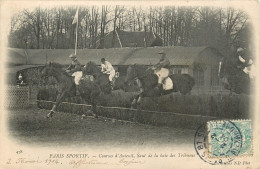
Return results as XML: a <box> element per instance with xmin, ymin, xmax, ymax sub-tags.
<box><xmin>6</xmin><ymin>157</ymin><xmax>61</xmax><ymax>165</ymax></box>
<box><xmin>119</xmin><ymin>158</ymin><xmax>145</xmax><ymax>166</ymax></box>
<box><xmin>5</xmin><ymin>151</ymin><xmax>201</xmax><ymax>167</ymax></box>
<box><xmin>69</xmin><ymin>159</ymin><xmax>109</xmax><ymax>168</ymax></box>
<box><xmin>5</xmin><ymin>151</ymin><xmax>250</xmax><ymax>168</ymax></box>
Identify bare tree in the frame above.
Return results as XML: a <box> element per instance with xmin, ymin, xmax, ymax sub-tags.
<box><xmin>222</xmin><ymin>8</ymin><xmax>248</xmax><ymax>53</ymax></box>
<box><xmin>9</xmin><ymin>5</ymin><xmax>249</xmax><ymax>55</ymax></box>
<box><xmin>112</xmin><ymin>5</ymin><xmax>124</xmax><ymax>47</ymax></box>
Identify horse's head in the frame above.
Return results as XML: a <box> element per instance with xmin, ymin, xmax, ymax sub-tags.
<box><xmin>41</xmin><ymin>62</ymin><xmax>63</xmax><ymax>78</ymax></box>
<box><xmin>41</xmin><ymin>63</ymin><xmax>51</xmax><ymax>78</ymax></box>
<box><xmin>83</xmin><ymin>61</ymin><xmax>100</xmax><ymax>75</ymax></box>
<box><xmin>125</xmin><ymin>64</ymin><xmax>138</xmax><ymax>86</ymax></box>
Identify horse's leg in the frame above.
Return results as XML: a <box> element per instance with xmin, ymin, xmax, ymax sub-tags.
<box><xmin>136</xmin><ymin>89</ymin><xmax>158</xmax><ymax>105</ymax></box>
<box><xmin>92</xmin><ymin>102</ymin><xmax>98</xmax><ymax>118</ymax></box>
<box><xmin>131</xmin><ymin>94</ymin><xmax>140</xmax><ymax>108</ymax></box>
<box><xmin>89</xmin><ymin>94</ymin><xmax>98</xmax><ymax>118</ymax></box>
<box><xmin>136</xmin><ymin>94</ymin><xmax>142</xmax><ymax>104</ymax></box>
<box><xmin>47</xmin><ymin>92</ymin><xmax>65</xmax><ymax>118</ymax></box>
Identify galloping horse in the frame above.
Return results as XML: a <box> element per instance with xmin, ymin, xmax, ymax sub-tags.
<box><xmin>83</xmin><ymin>61</ymin><xmax>128</xmax><ymax>92</ymax></box>
<box><xmin>41</xmin><ymin>62</ymin><xmax>95</xmax><ymax>118</ymax></box>
<box><xmin>124</xmin><ymin>64</ymin><xmax>195</xmax><ymax>107</ymax></box>
<box><xmin>82</xmin><ymin>61</ymin><xmax>112</xmax><ymax>94</ymax></box>
<box><xmin>218</xmin><ymin>54</ymin><xmax>254</xmax><ymax>94</ymax></box>
<box><xmin>41</xmin><ymin>62</ymin><xmax>76</xmax><ymax>118</ymax></box>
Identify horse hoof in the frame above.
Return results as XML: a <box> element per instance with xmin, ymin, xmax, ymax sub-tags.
<box><xmin>46</xmin><ymin>111</ymin><xmax>54</xmax><ymax>118</ymax></box>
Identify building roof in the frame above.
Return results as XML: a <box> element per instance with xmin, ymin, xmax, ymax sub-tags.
<box><xmin>97</xmin><ymin>29</ymin><xmax>162</xmax><ymax>48</ymax></box>
<box><xmin>124</xmin><ymin>46</ymin><xmax>223</xmax><ymax>65</ymax></box>
<box><xmin>25</xmin><ymin>48</ymin><xmax>137</xmax><ymax>65</ymax></box>
<box><xmin>7</xmin><ymin>48</ymin><xmax>27</xmax><ymax>65</ymax></box>
<box><xmin>116</xmin><ymin>29</ymin><xmax>160</xmax><ymax>47</ymax></box>
<box><xmin>7</xmin><ymin>46</ymin><xmax>223</xmax><ymax>66</ymax></box>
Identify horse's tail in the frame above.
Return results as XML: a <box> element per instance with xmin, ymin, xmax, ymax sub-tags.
<box><xmin>185</xmin><ymin>74</ymin><xmax>195</xmax><ymax>87</ymax></box>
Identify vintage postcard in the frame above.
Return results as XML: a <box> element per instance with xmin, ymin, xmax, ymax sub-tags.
<box><xmin>0</xmin><ymin>0</ymin><xmax>259</xmax><ymax>168</ymax></box>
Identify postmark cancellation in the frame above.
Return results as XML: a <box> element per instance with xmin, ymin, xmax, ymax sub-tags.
<box><xmin>207</xmin><ymin>120</ymin><xmax>253</xmax><ymax>158</ymax></box>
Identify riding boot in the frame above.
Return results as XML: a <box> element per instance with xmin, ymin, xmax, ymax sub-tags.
<box><xmin>109</xmin><ymin>81</ymin><xmax>113</xmax><ymax>90</ymax></box>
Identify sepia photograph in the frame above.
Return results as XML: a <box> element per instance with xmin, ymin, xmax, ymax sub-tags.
<box><xmin>0</xmin><ymin>0</ymin><xmax>259</xmax><ymax>168</ymax></box>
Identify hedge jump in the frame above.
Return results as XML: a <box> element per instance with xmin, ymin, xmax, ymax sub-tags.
<box><xmin>37</xmin><ymin>99</ymin><xmax>216</xmax><ymax>129</ymax></box>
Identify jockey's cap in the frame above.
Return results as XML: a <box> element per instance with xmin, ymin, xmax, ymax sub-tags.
<box><xmin>69</xmin><ymin>54</ymin><xmax>77</xmax><ymax>58</ymax></box>
<box><xmin>101</xmin><ymin>58</ymin><xmax>105</xmax><ymax>62</ymax></box>
<box><xmin>237</xmin><ymin>47</ymin><xmax>244</xmax><ymax>53</ymax></box>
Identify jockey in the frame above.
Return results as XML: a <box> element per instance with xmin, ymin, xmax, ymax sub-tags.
<box><xmin>236</xmin><ymin>47</ymin><xmax>255</xmax><ymax>78</ymax></box>
<box><xmin>66</xmin><ymin>54</ymin><xmax>82</xmax><ymax>95</ymax></box>
<box><xmin>152</xmin><ymin>51</ymin><xmax>171</xmax><ymax>90</ymax></box>
<box><xmin>101</xmin><ymin>58</ymin><xmax>115</xmax><ymax>86</ymax></box>
<box><xmin>66</xmin><ymin>54</ymin><xmax>82</xmax><ymax>75</ymax></box>
<box><xmin>152</xmin><ymin>51</ymin><xmax>170</xmax><ymax>71</ymax></box>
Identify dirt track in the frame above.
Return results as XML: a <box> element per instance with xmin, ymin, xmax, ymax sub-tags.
<box><xmin>8</xmin><ymin>106</ymin><xmax>195</xmax><ymax>148</ymax></box>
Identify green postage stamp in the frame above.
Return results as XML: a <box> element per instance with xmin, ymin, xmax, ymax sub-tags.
<box><xmin>207</xmin><ymin>120</ymin><xmax>253</xmax><ymax>158</ymax></box>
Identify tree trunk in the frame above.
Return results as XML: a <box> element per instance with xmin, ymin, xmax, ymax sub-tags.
<box><xmin>112</xmin><ymin>6</ymin><xmax>118</xmax><ymax>48</ymax></box>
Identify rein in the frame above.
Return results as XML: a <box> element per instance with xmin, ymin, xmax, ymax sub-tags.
<box><xmin>45</xmin><ymin>66</ymin><xmax>72</xmax><ymax>83</ymax></box>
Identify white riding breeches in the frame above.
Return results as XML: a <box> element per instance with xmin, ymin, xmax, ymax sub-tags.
<box><xmin>162</xmin><ymin>77</ymin><xmax>173</xmax><ymax>90</ymax></box>
<box><xmin>155</xmin><ymin>68</ymin><xmax>173</xmax><ymax>90</ymax></box>
<box><xmin>243</xmin><ymin>64</ymin><xmax>256</xmax><ymax>79</ymax></box>
<box><xmin>155</xmin><ymin>68</ymin><xmax>169</xmax><ymax>84</ymax></box>
<box><xmin>72</xmin><ymin>71</ymin><xmax>82</xmax><ymax>85</ymax></box>
<box><xmin>108</xmin><ymin>70</ymin><xmax>116</xmax><ymax>82</ymax></box>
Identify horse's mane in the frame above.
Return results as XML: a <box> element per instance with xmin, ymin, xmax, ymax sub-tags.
<box><xmin>130</xmin><ymin>64</ymin><xmax>146</xmax><ymax>69</ymax></box>
<box><xmin>131</xmin><ymin>64</ymin><xmax>150</xmax><ymax>72</ymax></box>
<box><xmin>128</xmin><ymin>64</ymin><xmax>153</xmax><ymax>79</ymax></box>
<box><xmin>47</xmin><ymin>62</ymin><xmax>71</xmax><ymax>77</ymax></box>
<box><xmin>85</xmin><ymin>61</ymin><xmax>99</xmax><ymax>71</ymax></box>
<box><xmin>49</xmin><ymin>62</ymin><xmax>64</xmax><ymax>69</ymax></box>
<box><xmin>86</xmin><ymin>61</ymin><xmax>97</xmax><ymax>66</ymax></box>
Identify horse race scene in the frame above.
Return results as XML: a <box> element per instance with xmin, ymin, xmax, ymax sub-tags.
<box><xmin>6</xmin><ymin>4</ymin><xmax>255</xmax><ymax>148</ymax></box>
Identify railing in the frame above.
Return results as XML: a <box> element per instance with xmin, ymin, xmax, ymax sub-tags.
<box><xmin>6</xmin><ymin>86</ymin><xmax>29</xmax><ymax>108</ymax></box>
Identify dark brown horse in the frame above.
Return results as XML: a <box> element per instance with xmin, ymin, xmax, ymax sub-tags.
<box><xmin>125</xmin><ymin>64</ymin><xmax>195</xmax><ymax>107</ymax></box>
<box><xmin>41</xmin><ymin>62</ymin><xmax>96</xmax><ymax>118</ymax></box>
<box><xmin>218</xmin><ymin>54</ymin><xmax>253</xmax><ymax>94</ymax></box>
<box><xmin>41</xmin><ymin>62</ymin><xmax>76</xmax><ymax>117</ymax></box>
<box><xmin>82</xmin><ymin>61</ymin><xmax>112</xmax><ymax>94</ymax></box>
<box><xmin>82</xmin><ymin>61</ymin><xmax>132</xmax><ymax>92</ymax></box>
